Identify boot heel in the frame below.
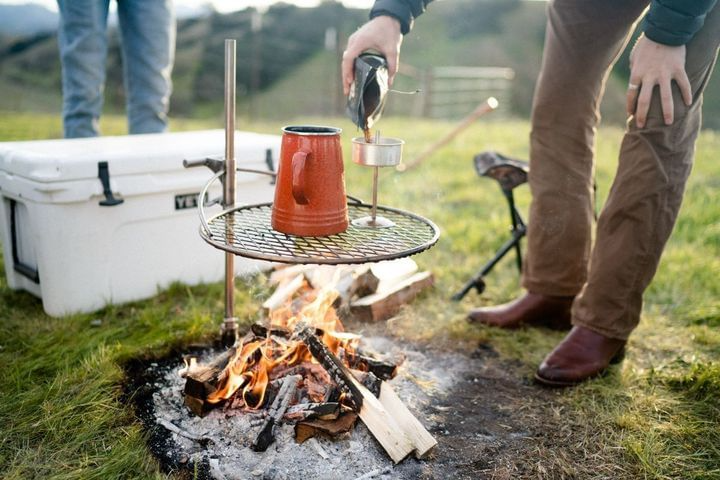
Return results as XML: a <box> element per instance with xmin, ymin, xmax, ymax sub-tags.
<box><xmin>610</xmin><ymin>345</ymin><xmax>626</xmax><ymax>364</ymax></box>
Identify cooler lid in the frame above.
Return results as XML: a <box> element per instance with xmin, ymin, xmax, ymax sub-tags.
<box><xmin>0</xmin><ymin>130</ymin><xmax>280</xmax><ymax>183</ymax></box>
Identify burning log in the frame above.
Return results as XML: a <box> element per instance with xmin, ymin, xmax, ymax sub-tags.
<box><xmin>351</xmin><ymin>271</ymin><xmax>434</xmax><ymax>322</ymax></box>
<box><xmin>251</xmin><ymin>374</ymin><xmax>301</xmax><ymax>452</ymax></box>
<box><xmin>295</xmin><ymin>413</ymin><xmax>359</xmax><ymax>443</ymax></box>
<box><xmin>183</xmin><ymin>347</ymin><xmax>236</xmax><ymax>416</ymax></box>
<box><xmin>250</xmin><ymin>322</ymin><xmax>291</xmax><ymax>338</ymax></box>
<box><xmin>295</xmin><ymin>325</ymin><xmax>364</xmax><ymax>410</ymax></box>
<box><xmin>295</xmin><ymin>324</ymin><xmax>418</xmax><ymax>463</ymax></box>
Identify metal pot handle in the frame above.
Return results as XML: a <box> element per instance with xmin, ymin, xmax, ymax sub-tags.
<box><xmin>197</xmin><ymin>167</ymin><xmax>279</xmax><ymax>235</ymax></box>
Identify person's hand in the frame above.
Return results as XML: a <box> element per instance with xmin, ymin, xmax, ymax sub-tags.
<box><xmin>342</xmin><ymin>16</ymin><xmax>403</xmax><ymax>96</ymax></box>
<box><xmin>626</xmin><ymin>34</ymin><xmax>692</xmax><ymax>128</ymax></box>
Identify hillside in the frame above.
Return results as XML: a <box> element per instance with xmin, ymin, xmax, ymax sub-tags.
<box><xmin>1</xmin><ymin>0</ymin><xmax>719</xmax><ymax>128</ymax></box>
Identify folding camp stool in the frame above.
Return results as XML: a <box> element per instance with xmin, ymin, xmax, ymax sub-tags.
<box><xmin>452</xmin><ymin>151</ymin><xmax>529</xmax><ymax>301</ymax></box>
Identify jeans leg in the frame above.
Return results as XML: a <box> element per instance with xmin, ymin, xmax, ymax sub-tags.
<box><xmin>522</xmin><ymin>0</ymin><xmax>649</xmax><ymax>296</ymax></box>
<box><xmin>116</xmin><ymin>0</ymin><xmax>175</xmax><ymax>134</ymax></box>
<box><xmin>57</xmin><ymin>0</ymin><xmax>110</xmax><ymax>138</ymax></box>
<box><xmin>573</xmin><ymin>7</ymin><xmax>720</xmax><ymax>340</ymax></box>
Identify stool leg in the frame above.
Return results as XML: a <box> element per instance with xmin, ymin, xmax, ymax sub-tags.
<box><xmin>504</xmin><ymin>189</ymin><xmax>524</xmax><ymax>273</ymax></box>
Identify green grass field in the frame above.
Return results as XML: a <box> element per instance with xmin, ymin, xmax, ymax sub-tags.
<box><xmin>0</xmin><ymin>111</ymin><xmax>718</xmax><ymax>479</ymax></box>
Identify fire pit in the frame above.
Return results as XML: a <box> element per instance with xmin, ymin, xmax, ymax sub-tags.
<box><xmin>157</xmin><ymin>39</ymin><xmax>445</xmax><ymax>478</ymax></box>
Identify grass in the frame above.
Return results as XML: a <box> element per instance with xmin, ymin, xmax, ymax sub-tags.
<box><xmin>0</xmin><ymin>111</ymin><xmax>719</xmax><ymax>478</ymax></box>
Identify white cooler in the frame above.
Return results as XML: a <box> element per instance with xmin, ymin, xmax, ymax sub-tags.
<box><xmin>0</xmin><ymin>129</ymin><xmax>280</xmax><ymax>317</ymax></box>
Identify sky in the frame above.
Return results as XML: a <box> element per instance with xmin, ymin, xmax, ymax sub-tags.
<box><xmin>0</xmin><ymin>0</ymin><xmax>375</xmax><ymax>12</ymax></box>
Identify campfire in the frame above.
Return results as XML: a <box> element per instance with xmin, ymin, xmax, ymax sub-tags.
<box><xmin>180</xmin><ymin>264</ymin><xmax>436</xmax><ymax>463</ymax></box>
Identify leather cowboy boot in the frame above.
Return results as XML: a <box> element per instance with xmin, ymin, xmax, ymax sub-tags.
<box><xmin>534</xmin><ymin>325</ymin><xmax>626</xmax><ymax>387</ymax></box>
<box><xmin>467</xmin><ymin>292</ymin><xmax>573</xmax><ymax>330</ymax></box>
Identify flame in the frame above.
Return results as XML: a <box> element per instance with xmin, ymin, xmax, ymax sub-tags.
<box><xmin>205</xmin><ymin>283</ymin><xmax>359</xmax><ymax>409</ymax></box>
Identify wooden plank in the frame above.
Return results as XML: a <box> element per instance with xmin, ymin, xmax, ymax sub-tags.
<box><xmin>379</xmin><ymin>383</ymin><xmax>437</xmax><ymax>459</ymax></box>
<box><xmin>350</xmin><ymin>271</ymin><xmax>434</xmax><ymax>322</ymax></box>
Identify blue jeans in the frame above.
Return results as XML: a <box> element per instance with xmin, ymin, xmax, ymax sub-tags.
<box><xmin>57</xmin><ymin>0</ymin><xmax>175</xmax><ymax>138</ymax></box>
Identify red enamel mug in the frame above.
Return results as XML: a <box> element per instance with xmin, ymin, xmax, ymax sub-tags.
<box><xmin>271</xmin><ymin>125</ymin><xmax>349</xmax><ymax>237</ymax></box>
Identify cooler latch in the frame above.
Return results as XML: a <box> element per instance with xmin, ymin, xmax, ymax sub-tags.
<box><xmin>97</xmin><ymin>161</ymin><xmax>124</xmax><ymax>206</ymax></box>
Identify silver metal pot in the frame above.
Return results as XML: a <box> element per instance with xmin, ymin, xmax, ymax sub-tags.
<box><xmin>351</xmin><ymin>136</ymin><xmax>404</xmax><ymax>167</ymax></box>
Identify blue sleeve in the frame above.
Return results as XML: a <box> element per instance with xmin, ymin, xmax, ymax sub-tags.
<box><xmin>642</xmin><ymin>0</ymin><xmax>717</xmax><ymax>45</ymax></box>
<box><xmin>369</xmin><ymin>0</ymin><xmax>433</xmax><ymax>35</ymax></box>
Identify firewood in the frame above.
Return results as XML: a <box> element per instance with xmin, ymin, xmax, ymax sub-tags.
<box><xmin>183</xmin><ymin>347</ymin><xmax>236</xmax><ymax>416</ymax></box>
<box><xmin>250</xmin><ymin>322</ymin><xmax>291</xmax><ymax>338</ymax></box>
<box><xmin>268</xmin><ymin>264</ymin><xmax>312</xmax><ymax>286</ymax></box>
<box><xmin>251</xmin><ymin>374</ymin><xmax>301</xmax><ymax>452</ymax></box>
<box><xmin>378</xmin><ymin>382</ymin><xmax>437</xmax><ymax>459</ymax></box>
<box><xmin>350</xmin><ymin>265</ymin><xmax>380</xmax><ymax>298</ymax></box>
<box><xmin>348</xmin><ymin>375</ymin><xmax>415</xmax><ymax>463</ymax></box>
<box><xmin>294</xmin><ymin>413</ymin><xmax>358</xmax><ymax>443</ymax></box>
<box><xmin>371</xmin><ymin>258</ymin><xmax>419</xmax><ymax>292</ymax></box>
<box><xmin>263</xmin><ymin>273</ymin><xmax>305</xmax><ymax>311</ymax></box>
<box><xmin>351</xmin><ymin>271</ymin><xmax>434</xmax><ymax>322</ymax></box>
<box><xmin>348</xmin><ymin>352</ymin><xmax>399</xmax><ymax>380</ymax></box>
<box><xmin>285</xmin><ymin>402</ymin><xmax>340</xmax><ymax>422</ymax></box>
<box><xmin>295</xmin><ymin>326</ymin><xmax>364</xmax><ymax>410</ymax></box>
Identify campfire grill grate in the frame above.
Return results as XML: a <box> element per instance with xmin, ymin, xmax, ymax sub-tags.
<box><xmin>200</xmin><ymin>202</ymin><xmax>440</xmax><ymax>264</ymax></box>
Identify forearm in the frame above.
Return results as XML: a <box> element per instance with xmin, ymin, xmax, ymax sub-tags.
<box><xmin>643</xmin><ymin>0</ymin><xmax>717</xmax><ymax>45</ymax></box>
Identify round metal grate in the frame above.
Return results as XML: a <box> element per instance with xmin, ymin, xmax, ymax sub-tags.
<box><xmin>200</xmin><ymin>202</ymin><xmax>440</xmax><ymax>264</ymax></box>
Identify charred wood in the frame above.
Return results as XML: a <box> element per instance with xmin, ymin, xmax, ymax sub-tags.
<box><xmin>294</xmin><ymin>413</ymin><xmax>358</xmax><ymax>444</ymax></box>
<box><xmin>251</xmin><ymin>374</ymin><xmax>301</xmax><ymax>452</ymax></box>
<box><xmin>284</xmin><ymin>402</ymin><xmax>340</xmax><ymax>422</ymax></box>
<box><xmin>183</xmin><ymin>347</ymin><xmax>236</xmax><ymax>416</ymax></box>
<box><xmin>347</xmin><ymin>352</ymin><xmax>399</xmax><ymax>380</ymax></box>
<box><xmin>295</xmin><ymin>326</ymin><xmax>363</xmax><ymax>410</ymax></box>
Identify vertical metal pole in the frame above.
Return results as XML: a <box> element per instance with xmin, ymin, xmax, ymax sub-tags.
<box><xmin>222</xmin><ymin>39</ymin><xmax>238</xmax><ymax>347</ymax></box>
<box><xmin>371</xmin><ymin>130</ymin><xmax>380</xmax><ymax>224</ymax></box>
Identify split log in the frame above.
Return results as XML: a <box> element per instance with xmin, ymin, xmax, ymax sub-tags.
<box><xmin>251</xmin><ymin>374</ymin><xmax>301</xmax><ymax>452</ymax></box>
<box><xmin>370</xmin><ymin>258</ymin><xmax>419</xmax><ymax>293</ymax></box>
<box><xmin>268</xmin><ymin>264</ymin><xmax>312</xmax><ymax>286</ymax></box>
<box><xmin>295</xmin><ymin>326</ymin><xmax>364</xmax><ymax>410</ymax></box>
<box><xmin>295</xmin><ymin>413</ymin><xmax>358</xmax><ymax>443</ymax></box>
<box><xmin>263</xmin><ymin>273</ymin><xmax>305</xmax><ymax>311</ymax></box>
<box><xmin>351</xmin><ymin>271</ymin><xmax>434</xmax><ymax>322</ymax></box>
<box><xmin>379</xmin><ymin>382</ymin><xmax>437</xmax><ymax>459</ymax></box>
<box><xmin>183</xmin><ymin>347</ymin><xmax>236</xmax><ymax>416</ymax></box>
<box><xmin>348</xmin><ymin>375</ymin><xmax>415</xmax><ymax>463</ymax></box>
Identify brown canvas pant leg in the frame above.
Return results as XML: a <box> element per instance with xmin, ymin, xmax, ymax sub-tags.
<box><xmin>573</xmin><ymin>8</ymin><xmax>720</xmax><ymax>340</ymax></box>
<box><xmin>522</xmin><ymin>0</ymin><xmax>650</xmax><ymax>297</ymax></box>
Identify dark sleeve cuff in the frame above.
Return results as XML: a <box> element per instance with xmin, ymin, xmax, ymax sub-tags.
<box><xmin>370</xmin><ymin>0</ymin><xmax>432</xmax><ymax>35</ymax></box>
<box><xmin>642</xmin><ymin>0</ymin><xmax>717</xmax><ymax>46</ymax></box>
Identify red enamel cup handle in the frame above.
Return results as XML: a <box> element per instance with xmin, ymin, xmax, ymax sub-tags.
<box><xmin>292</xmin><ymin>150</ymin><xmax>309</xmax><ymax>205</ymax></box>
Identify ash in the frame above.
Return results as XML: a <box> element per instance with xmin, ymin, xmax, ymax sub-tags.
<box><xmin>150</xmin><ymin>336</ymin><xmax>471</xmax><ymax>480</ymax></box>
